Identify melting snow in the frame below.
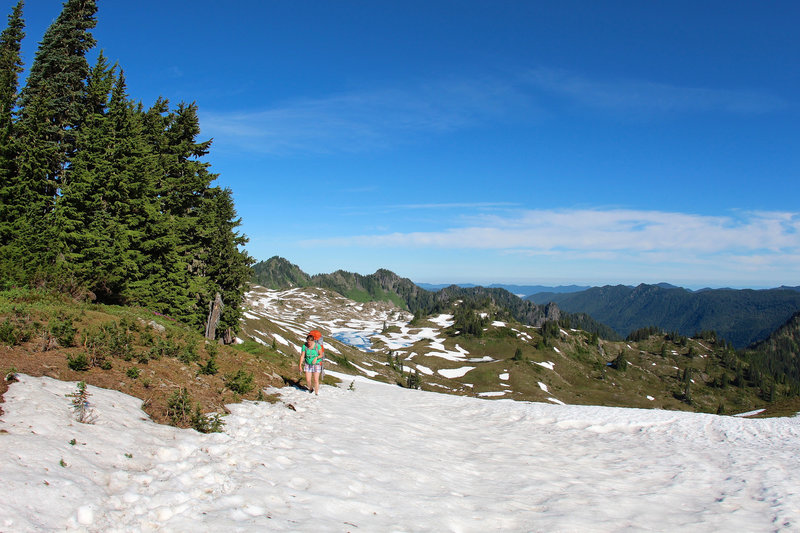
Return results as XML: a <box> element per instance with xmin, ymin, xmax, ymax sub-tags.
<box><xmin>429</xmin><ymin>314</ymin><xmax>455</xmax><ymax>328</ymax></box>
<box><xmin>413</xmin><ymin>364</ymin><xmax>434</xmax><ymax>376</ymax></box>
<box><xmin>2</xmin><ymin>375</ymin><xmax>800</xmax><ymax>531</ymax></box>
<box><xmin>437</xmin><ymin>366</ymin><xmax>475</xmax><ymax>379</ymax></box>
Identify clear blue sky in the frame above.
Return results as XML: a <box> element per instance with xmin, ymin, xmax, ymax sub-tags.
<box><xmin>14</xmin><ymin>1</ymin><xmax>800</xmax><ymax>288</ymax></box>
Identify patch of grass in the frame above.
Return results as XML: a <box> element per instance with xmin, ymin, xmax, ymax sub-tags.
<box><xmin>82</xmin><ymin>321</ymin><xmax>135</xmax><ymax>363</ymax></box>
<box><xmin>746</xmin><ymin>397</ymin><xmax>800</xmax><ymax>418</ymax></box>
<box><xmin>232</xmin><ymin>339</ymin><xmax>271</xmax><ymax>357</ymax></box>
<box><xmin>329</xmin><ymin>353</ymin><xmax>354</xmax><ymax>370</ymax></box>
<box><xmin>178</xmin><ymin>342</ymin><xmax>199</xmax><ymax>364</ymax></box>
<box><xmin>0</xmin><ymin>288</ymin><xmax>288</xmax><ymax>429</ymax></box>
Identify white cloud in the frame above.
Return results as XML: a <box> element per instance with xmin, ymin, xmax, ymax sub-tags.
<box><xmin>301</xmin><ymin>208</ymin><xmax>800</xmax><ymax>273</ymax></box>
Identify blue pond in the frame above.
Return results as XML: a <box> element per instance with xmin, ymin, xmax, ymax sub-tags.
<box><xmin>330</xmin><ymin>331</ymin><xmax>375</xmax><ymax>352</ymax></box>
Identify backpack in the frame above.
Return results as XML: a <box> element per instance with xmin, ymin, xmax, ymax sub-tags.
<box><xmin>309</xmin><ymin>330</ymin><xmax>324</xmax><ymax>374</ymax></box>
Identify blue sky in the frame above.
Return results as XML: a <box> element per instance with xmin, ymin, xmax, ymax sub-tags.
<box><xmin>14</xmin><ymin>1</ymin><xmax>800</xmax><ymax>288</ymax></box>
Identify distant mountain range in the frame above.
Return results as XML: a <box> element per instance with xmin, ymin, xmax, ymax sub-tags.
<box><xmin>416</xmin><ymin>283</ymin><xmax>590</xmax><ymax>297</ymax></box>
<box><xmin>527</xmin><ymin>284</ymin><xmax>800</xmax><ymax>348</ymax></box>
<box><xmin>252</xmin><ymin>257</ymin><xmax>800</xmax><ymax>350</ymax></box>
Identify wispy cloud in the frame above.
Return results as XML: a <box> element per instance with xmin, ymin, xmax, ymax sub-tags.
<box><xmin>390</xmin><ymin>202</ymin><xmax>518</xmax><ymax>210</ymax></box>
<box><xmin>201</xmin><ymin>68</ymin><xmax>789</xmax><ymax>156</ymax></box>
<box><xmin>201</xmin><ymin>78</ymin><xmax>530</xmax><ymax>155</ymax></box>
<box><xmin>301</xmin><ymin>208</ymin><xmax>800</xmax><ymax>275</ymax></box>
<box><xmin>523</xmin><ymin>67</ymin><xmax>788</xmax><ymax>116</ymax></box>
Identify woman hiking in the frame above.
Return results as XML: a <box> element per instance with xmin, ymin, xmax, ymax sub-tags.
<box><xmin>299</xmin><ymin>334</ymin><xmax>323</xmax><ymax>395</ymax></box>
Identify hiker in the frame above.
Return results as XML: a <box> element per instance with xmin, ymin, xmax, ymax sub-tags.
<box><xmin>299</xmin><ymin>334</ymin><xmax>323</xmax><ymax>395</ymax></box>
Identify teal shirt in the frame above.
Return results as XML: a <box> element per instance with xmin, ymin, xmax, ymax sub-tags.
<box><xmin>302</xmin><ymin>344</ymin><xmax>321</xmax><ymax>365</ymax></box>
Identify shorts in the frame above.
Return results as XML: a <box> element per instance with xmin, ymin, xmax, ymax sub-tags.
<box><xmin>303</xmin><ymin>364</ymin><xmax>322</xmax><ymax>373</ymax></box>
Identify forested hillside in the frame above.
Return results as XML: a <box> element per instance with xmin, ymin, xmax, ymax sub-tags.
<box><xmin>528</xmin><ymin>283</ymin><xmax>800</xmax><ymax>348</ymax></box>
<box><xmin>0</xmin><ymin>1</ymin><xmax>252</xmax><ymax>340</ymax></box>
<box><xmin>251</xmin><ymin>256</ymin><xmax>619</xmax><ymax>339</ymax></box>
<box><xmin>742</xmin><ymin>312</ymin><xmax>800</xmax><ymax>396</ymax></box>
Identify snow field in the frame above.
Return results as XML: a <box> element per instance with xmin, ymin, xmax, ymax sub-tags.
<box><xmin>3</xmin><ymin>375</ymin><xmax>800</xmax><ymax>532</ymax></box>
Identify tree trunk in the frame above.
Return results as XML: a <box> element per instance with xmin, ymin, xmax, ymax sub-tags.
<box><xmin>205</xmin><ymin>292</ymin><xmax>223</xmax><ymax>340</ymax></box>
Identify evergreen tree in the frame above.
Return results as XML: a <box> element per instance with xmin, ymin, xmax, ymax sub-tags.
<box><xmin>191</xmin><ymin>186</ymin><xmax>253</xmax><ymax>337</ymax></box>
<box><xmin>0</xmin><ymin>0</ymin><xmax>252</xmax><ymax>339</ymax></box>
<box><xmin>13</xmin><ymin>0</ymin><xmax>98</xmax><ymax>281</ymax></box>
<box><xmin>0</xmin><ymin>1</ymin><xmax>25</xmax><ymax>278</ymax></box>
<box><xmin>0</xmin><ymin>1</ymin><xmax>24</xmax><ymax>135</ymax></box>
<box><xmin>513</xmin><ymin>347</ymin><xmax>523</xmax><ymax>361</ymax></box>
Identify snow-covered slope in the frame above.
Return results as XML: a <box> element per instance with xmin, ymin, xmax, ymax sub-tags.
<box><xmin>1</xmin><ymin>374</ymin><xmax>799</xmax><ymax>531</ymax></box>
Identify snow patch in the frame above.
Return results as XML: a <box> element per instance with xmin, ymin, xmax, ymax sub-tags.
<box><xmin>438</xmin><ymin>366</ymin><xmax>475</xmax><ymax>379</ymax></box>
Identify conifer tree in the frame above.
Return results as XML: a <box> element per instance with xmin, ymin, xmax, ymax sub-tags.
<box><xmin>0</xmin><ymin>0</ymin><xmax>252</xmax><ymax>339</ymax></box>
<box><xmin>14</xmin><ymin>0</ymin><xmax>98</xmax><ymax>280</ymax></box>
<box><xmin>0</xmin><ymin>1</ymin><xmax>25</xmax><ymax>276</ymax></box>
<box><xmin>193</xmin><ymin>186</ymin><xmax>253</xmax><ymax>337</ymax></box>
<box><xmin>0</xmin><ymin>1</ymin><xmax>24</xmax><ymax>135</ymax></box>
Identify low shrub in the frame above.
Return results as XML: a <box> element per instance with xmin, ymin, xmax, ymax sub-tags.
<box><xmin>198</xmin><ymin>354</ymin><xmax>219</xmax><ymax>375</ymax></box>
<box><xmin>67</xmin><ymin>353</ymin><xmax>91</xmax><ymax>371</ymax></box>
<box><xmin>49</xmin><ymin>316</ymin><xmax>77</xmax><ymax>347</ymax></box>
<box><xmin>224</xmin><ymin>368</ymin><xmax>254</xmax><ymax>395</ymax></box>
<box><xmin>166</xmin><ymin>388</ymin><xmax>193</xmax><ymax>425</ymax></box>
<box><xmin>191</xmin><ymin>405</ymin><xmax>225</xmax><ymax>433</ymax></box>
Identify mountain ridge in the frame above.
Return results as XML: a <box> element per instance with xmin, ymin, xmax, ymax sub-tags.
<box><xmin>251</xmin><ymin>257</ymin><xmax>619</xmax><ymax>339</ymax></box>
<box><xmin>416</xmin><ymin>282</ymin><xmax>591</xmax><ymax>297</ymax></box>
<box><xmin>527</xmin><ymin>283</ymin><xmax>800</xmax><ymax>348</ymax></box>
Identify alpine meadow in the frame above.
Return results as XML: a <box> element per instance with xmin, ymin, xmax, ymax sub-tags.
<box><xmin>1</xmin><ymin>1</ymin><xmax>800</xmax><ymax>532</ymax></box>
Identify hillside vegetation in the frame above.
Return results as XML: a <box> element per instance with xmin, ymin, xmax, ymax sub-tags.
<box><xmin>0</xmin><ymin>289</ymin><xmax>293</xmax><ymax>428</ymax></box>
<box><xmin>528</xmin><ymin>283</ymin><xmax>800</xmax><ymax>348</ymax></box>
<box><xmin>0</xmin><ymin>1</ymin><xmax>252</xmax><ymax>341</ymax></box>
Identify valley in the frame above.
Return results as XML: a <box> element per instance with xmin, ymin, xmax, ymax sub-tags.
<box><xmin>240</xmin><ymin>285</ymin><xmax>773</xmax><ymax>415</ymax></box>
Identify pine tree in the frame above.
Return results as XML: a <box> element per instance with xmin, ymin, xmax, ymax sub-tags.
<box><xmin>0</xmin><ymin>1</ymin><xmax>24</xmax><ymax>135</ymax></box>
<box><xmin>0</xmin><ymin>0</ymin><xmax>252</xmax><ymax>339</ymax></box>
<box><xmin>14</xmin><ymin>0</ymin><xmax>98</xmax><ymax>281</ymax></box>
<box><xmin>52</xmin><ymin>52</ymin><xmax>115</xmax><ymax>292</ymax></box>
<box><xmin>0</xmin><ymin>1</ymin><xmax>25</xmax><ymax>279</ymax></box>
<box><xmin>191</xmin><ymin>186</ymin><xmax>253</xmax><ymax>337</ymax></box>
